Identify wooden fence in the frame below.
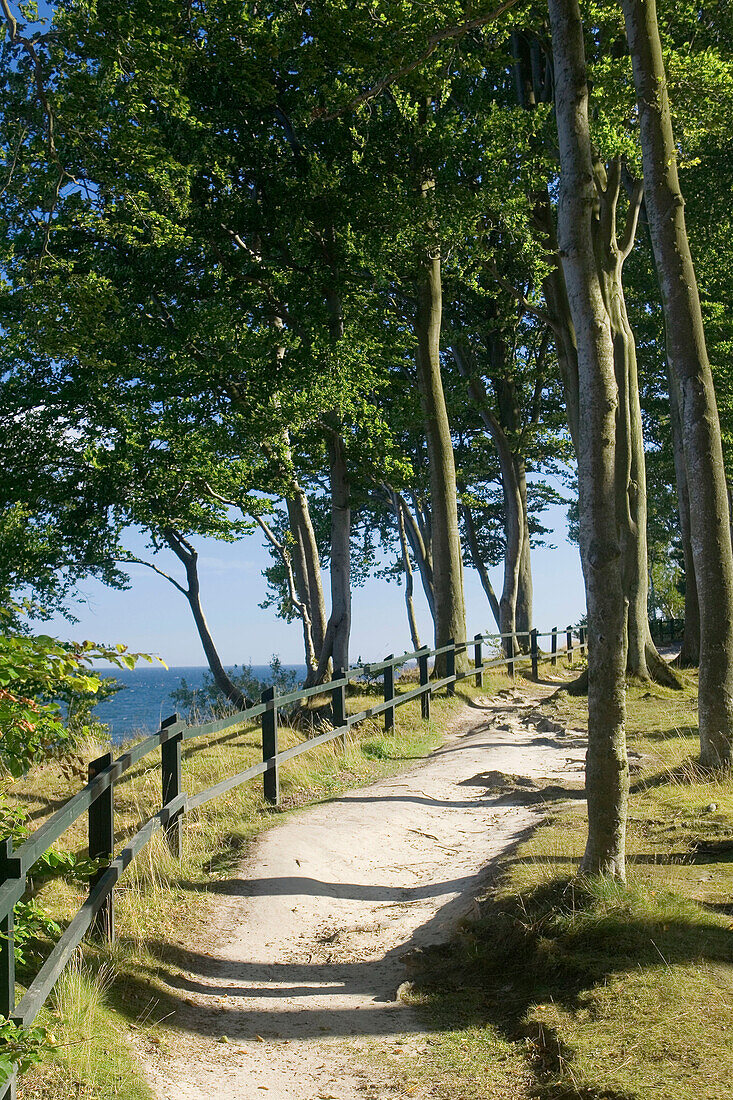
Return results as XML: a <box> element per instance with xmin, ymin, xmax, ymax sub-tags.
<box><xmin>0</xmin><ymin>624</ymin><xmax>584</xmax><ymax>1098</ymax></box>
<box><xmin>649</xmin><ymin>617</ymin><xmax>685</xmax><ymax>644</ymax></box>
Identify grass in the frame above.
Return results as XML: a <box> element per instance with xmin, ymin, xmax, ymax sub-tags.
<box><xmin>389</xmin><ymin>663</ymin><xmax>733</xmax><ymax>1100</ymax></box>
<box><xmin>8</xmin><ymin>668</ymin><xmax>504</xmax><ymax>1099</ymax></box>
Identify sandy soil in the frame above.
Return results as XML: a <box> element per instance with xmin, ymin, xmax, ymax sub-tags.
<box><xmin>142</xmin><ymin>684</ymin><xmax>588</xmax><ymax>1100</ymax></box>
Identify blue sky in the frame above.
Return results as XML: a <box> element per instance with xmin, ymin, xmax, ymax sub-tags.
<box><xmin>44</xmin><ymin>499</ymin><xmax>586</xmax><ymax>667</ymax></box>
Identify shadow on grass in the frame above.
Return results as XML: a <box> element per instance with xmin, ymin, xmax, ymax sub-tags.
<box><xmin>405</xmin><ymin>875</ymin><xmax>733</xmax><ymax>1099</ymax></box>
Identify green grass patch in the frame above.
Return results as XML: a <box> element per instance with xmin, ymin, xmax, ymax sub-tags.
<box><xmin>394</xmin><ymin>669</ymin><xmax>733</xmax><ymax>1100</ymax></box>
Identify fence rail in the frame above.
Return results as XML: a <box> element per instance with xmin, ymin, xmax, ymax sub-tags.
<box><xmin>649</xmin><ymin>617</ymin><xmax>685</xmax><ymax>644</ymax></box>
<box><xmin>0</xmin><ymin>624</ymin><xmax>584</xmax><ymax>1098</ymax></box>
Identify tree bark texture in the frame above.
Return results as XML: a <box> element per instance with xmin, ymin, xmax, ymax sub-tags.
<box><xmin>549</xmin><ymin>0</ymin><xmax>629</xmax><ymax>878</ymax></box>
<box><xmin>414</xmin><ymin>234</ymin><xmax>468</xmax><ymax>671</ymax></box>
<box><xmin>621</xmin><ymin>0</ymin><xmax>733</xmax><ymax>765</ymax></box>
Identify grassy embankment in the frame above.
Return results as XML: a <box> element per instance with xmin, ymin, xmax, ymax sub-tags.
<box><xmin>389</xmin><ymin>661</ymin><xmax>733</xmax><ymax>1100</ymax></box>
<box><xmin>8</xmin><ymin>666</ymin><xmax>506</xmax><ymax>1099</ymax></box>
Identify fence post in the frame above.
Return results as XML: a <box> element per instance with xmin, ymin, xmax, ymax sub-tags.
<box><xmin>383</xmin><ymin>656</ymin><xmax>395</xmax><ymax>733</ymax></box>
<box><xmin>474</xmin><ymin>634</ymin><xmax>483</xmax><ymax>688</ymax></box>
<box><xmin>419</xmin><ymin>646</ymin><xmax>431</xmax><ymax>721</ymax></box>
<box><xmin>446</xmin><ymin>638</ymin><xmax>456</xmax><ymax>696</ymax></box>
<box><xmin>566</xmin><ymin>626</ymin><xmax>574</xmax><ymax>665</ymax></box>
<box><xmin>261</xmin><ymin>686</ymin><xmax>279</xmax><ymax>806</ymax></box>
<box><xmin>160</xmin><ymin>714</ymin><xmax>183</xmax><ymax>858</ymax></box>
<box><xmin>332</xmin><ymin>668</ymin><xmax>347</xmax><ymax>750</ymax></box>
<box><xmin>506</xmin><ymin>633</ymin><xmax>515</xmax><ymax>679</ymax></box>
<box><xmin>88</xmin><ymin>752</ymin><xmax>115</xmax><ymax>942</ymax></box>
<box><xmin>551</xmin><ymin>627</ymin><xmax>558</xmax><ymax>667</ymax></box>
<box><xmin>579</xmin><ymin>626</ymin><xmax>586</xmax><ymax>657</ymax></box>
<box><xmin>0</xmin><ymin>840</ymin><xmax>21</xmax><ymax>1029</ymax></box>
<box><xmin>531</xmin><ymin>629</ymin><xmax>539</xmax><ymax>682</ymax></box>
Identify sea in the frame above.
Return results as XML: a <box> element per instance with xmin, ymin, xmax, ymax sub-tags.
<box><xmin>93</xmin><ymin>665</ymin><xmax>306</xmax><ymax>742</ymax></box>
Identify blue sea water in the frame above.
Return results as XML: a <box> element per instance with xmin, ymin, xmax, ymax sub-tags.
<box><xmin>93</xmin><ymin>665</ymin><xmax>306</xmax><ymax>742</ymax></box>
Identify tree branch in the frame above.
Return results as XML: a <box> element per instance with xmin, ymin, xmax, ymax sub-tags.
<box><xmin>619</xmin><ymin>177</ymin><xmax>644</xmax><ymax>260</ymax></box>
<box><xmin>314</xmin><ymin>0</ymin><xmax>522</xmax><ymax>120</ymax></box>
<box><xmin>1</xmin><ymin>0</ymin><xmax>57</xmax><ymax>156</ymax></box>
<box><xmin>116</xmin><ymin>555</ymin><xmax>188</xmax><ymax>597</ymax></box>
<box><xmin>488</xmin><ymin>262</ymin><xmax>561</xmax><ymax>334</ymax></box>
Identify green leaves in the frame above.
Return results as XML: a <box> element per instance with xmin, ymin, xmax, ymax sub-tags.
<box><xmin>0</xmin><ymin>1017</ymin><xmax>56</xmax><ymax>1077</ymax></box>
<box><xmin>0</xmin><ymin>604</ymin><xmax>159</xmax><ymax>775</ymax></box>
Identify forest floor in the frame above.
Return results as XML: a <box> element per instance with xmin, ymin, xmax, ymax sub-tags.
<box><xmin>139</xmin><ymin>677</ymin><xmax>588</xmax><ymax>1100</ymax></box>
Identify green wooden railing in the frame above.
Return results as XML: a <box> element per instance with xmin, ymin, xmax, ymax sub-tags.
<box><xmin>649</xmin><ymin>617</ymin><xmax>685</xmax><ymax>644</ymax></box>
<box><xmin>0</xmin><ymin>624</ymin><xmax>583</xmax><ymax>1098</ymax></box>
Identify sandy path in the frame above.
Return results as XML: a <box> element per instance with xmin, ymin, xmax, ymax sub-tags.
<box><xmin>143</xmin><ymin>685</ymin><xmax>587</xmax><ymax>1100</ymax></box>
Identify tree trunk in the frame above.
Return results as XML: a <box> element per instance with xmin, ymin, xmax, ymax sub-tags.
<box><xmin>414</xmin><ymin>221</ymin><xmax>467</xmax><ymax>672</ymax></box>
<box><xmin>536</xmin><ymin>193</ymin><xmax>581</xmax><ymax>448</ymax></box>
<box><xmin>452</xmin><ymin>344</ymin><xmax>523</xmax><ymax>654</ymax></box>
<box><xmin>314</xmin><ymin>434</ymin><xmax>351</xmax><ymax>679</ymax></box>
<box><xmin>397</xmin><ymin>491</ymin><xmax>436</xmax><ymax>623</ymax></box>
<box><xmin>621</xmin><ymin>0</ymin><xmax>733</xmax><ymax>766</ymax></box>
<box><xmin>669</xmin><ymin>367</ymin><xmax>700</xmax><ymax>666</ymax></box>
<box><xmin>460</xmin><ymin>497</ymin><xmax>502</xmax><ymax>630</ymax></box>
<box><xmin>549</xmin><ymin>0</ymin><xmax>629</xmax><ymax>879</ymax></box>
<box><xmin>285</xmin><ymin>488</ymin><xmax>328</xmax><ymax>683</ymax></box>
<box><xmin>514</xmin><ymin>455</ymin><xmax>533</xmax><ymax>641</ymax></box>
<box><xmin>162</xmin><ymin>528</ymin><xmax>250</xmax><ymax>710</ymax></box>
<box><xmin>391</xmin><ymin>491</ymin><xmax>422</xmax><ymax>650</ymax></box>
<box><xmin>592</xmin><ymin>175</ymin><xmax>681</xmax><ymax>691</ymax></box>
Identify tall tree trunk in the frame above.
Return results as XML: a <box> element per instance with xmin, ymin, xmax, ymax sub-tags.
<box><xmin>414</xmin><ymin>211</ymin><xmax>467</xmax><ymax>671</ymax></box>
<box><xmin>395</xmin><ymin>490</ymin><xmax>436</xmax><ymax>623</ymax></box>
<box><xmin>460</xmin><ymin>497</ymin><xmax>502</xmax><ymax>630</ymax></box>
<box><xmin>285</xmin><ymin>486</ymin><xmax>328</xmax><ymax>682</ymax></box>
<box><xmin>539</xmin><ymin>171</ymin><xmax>675</xmax><ymax>685</ymax></box>
<box><xmin>514</xmin><ymin>455</ymin><xmax>533</xmax><ymax>640</ymax></box>
<box><xmin>453</xmin><ymin>344</ymin><xmax>523</xmax><ymax>654</ymax></box>
<box><xmin>536</xmin><ymin>193</ymin><xmax>581</xmax><ymax>448</ymax></box>
<box><xmin>593</xmin><ymin>162</ymin><xmax>680</xmax><ymax>689</ymax></box>
<box><xmin>255</xmin><ymin>512</ymin><xmax>318</xmax><ymax>676</ymax></box>
<box><xmin>162</xmin><ymin>528</ymin><xmax>250</xmax><ymax>710</ymax></box>
<box><xmin>621</xmin><ymin>0</ymin><xmax>733</xmax><ymax>766</ymax></box>
<box><xmin>391</xmin><ymin>491</ymin><xmax>422</xmax><ymax>650</ymax></box>
<box><xmin>669</xmin><ymin>366</ymin><xmax>700</xmax><ymax>666</ymax></box>
<box><xmin>315</xmin><ymin>434</ymin><xmax>351</xmax><ymax>678</ymax></box>
<box><xmin>549</xmin><ymin>0</ymin><xmax>629</xmax><ymax>879</ymax></box>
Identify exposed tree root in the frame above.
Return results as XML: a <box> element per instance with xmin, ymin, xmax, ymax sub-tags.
<box><xmin>642</xmin><ymin>643</ymin><xmax>684</xmax><ymax>689</ymax></box>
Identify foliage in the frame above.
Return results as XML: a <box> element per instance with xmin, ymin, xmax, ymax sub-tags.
<box><xmin>0</xmin><ymin>1017</ymin><xmax>57</xmax><ymax>1081</ymax></box>
<box><xmin>0</xmin><ymin>605</ymin><xmax>159</xmax><ymax>775</ymax></box>
<box><xmin>169</xmin><ymin>655</ymin><xmax>300</xmax><ymax>721</ymax></box>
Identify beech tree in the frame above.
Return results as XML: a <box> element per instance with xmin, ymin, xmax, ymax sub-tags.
<box><xmin>620</xmin><ymin>0</ymin><xmax>733</xmax><ymax>766</ymax></box>
<box><xmin>548</xmin><ymin>0</ymin><xmax>629</xmax><ymax>878</ymax></box>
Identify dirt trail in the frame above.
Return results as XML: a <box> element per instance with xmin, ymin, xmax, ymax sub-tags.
<box><xmin>143</xmin><ymin>684</ymin><xmax>587</xmax><ymax>1100</ymax></box>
